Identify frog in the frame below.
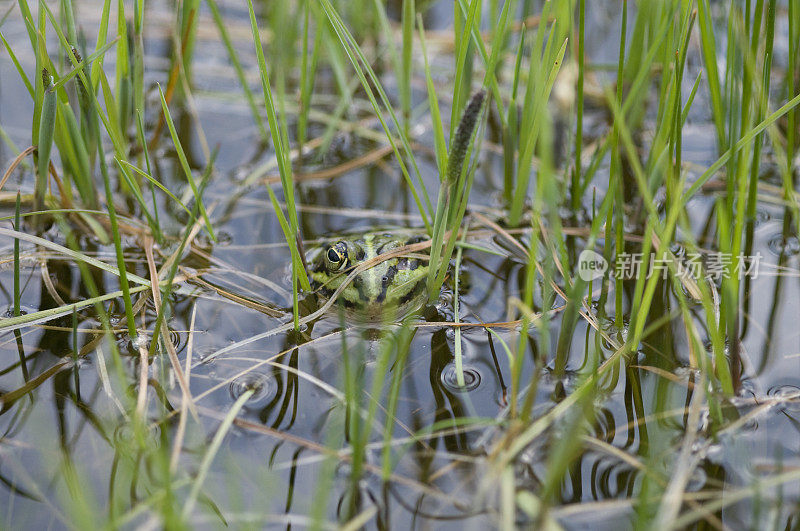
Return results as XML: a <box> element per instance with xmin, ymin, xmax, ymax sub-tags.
<box><xmin>309</xmin><ymin>232</ymin><xmax>429</xmax><ymax>320</ymax></box>
<box><xmin>307</xmin><ymin>90</ymin><xmax>487</xmax><ymax>320</ymax></box>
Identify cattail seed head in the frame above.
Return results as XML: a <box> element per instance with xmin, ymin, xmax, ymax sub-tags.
<box><xmin>446</xmin><ymin>90</ymin><xmax>486</xmax><ymax>184</ymax></box>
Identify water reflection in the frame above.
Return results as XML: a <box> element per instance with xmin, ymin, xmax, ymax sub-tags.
<box><xmin>1</xmin><ymin>1</ymin><xmax>800</xmax><ymax>529</ymax></box>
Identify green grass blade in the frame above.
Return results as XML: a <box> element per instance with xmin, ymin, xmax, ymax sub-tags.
<box><xmin>157</xmin><ymin>84</ymin><xmax>216</xmax><ymax>241</ymax></box>
<box><xmin>205</xmin><ymin>0</ymin><xmax>269</xmax><ymax>142</ymax></box>
<box><xmin>34</xmin><ymin>69</ymin><xmax>56</xmax><ymax>216</ymax></box>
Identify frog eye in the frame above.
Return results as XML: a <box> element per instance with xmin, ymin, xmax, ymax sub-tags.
<box><xmin>326</xmin><ymin>247</ymin><xmax>341</xmax><ymax>262</ymax></box>
<box><xmin>324</xmin><ymin>241</ymin><xmax>348</xmax><ymax>270</ymax></box>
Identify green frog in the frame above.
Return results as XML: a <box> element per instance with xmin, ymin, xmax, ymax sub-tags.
<box><xmin>307</xmin><ymin>90</ymin><xmax>487</xmax><ymax>320</ymax></box>
<box><xmin>309</xmin><ymin>232</ymin><xmax>429</xmax><ymax>319</ymax></box>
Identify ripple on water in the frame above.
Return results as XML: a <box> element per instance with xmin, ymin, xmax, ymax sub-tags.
<box><xmin>766</xmin><ymin>234</ymin><xmax>800</xmax><ymax>256</ymax></box>
<box><xmin>229</xmin><ymin>372</ymin><xmax>278</xmax><ymax>408</ymax></box>
<box><xmin>167</xmin><ymin>329</ymin><xmax>187</xmax><ymax>353</ymax></box>
<box><xmin>125</xmin><ymin>329</ymin><xmax>185</xmax><ymax>355</ymax></box>
<box><xmin>754</xmin><ymin>208</ymin><xmax>771</xmax><ymax>226</ymax></box>
<box><xmin>766</xmin><ymin>384</ymin><xmax>800</xmax><ymax>413</ymax></box>
<box><xmin>3</xmin><ymin>305</ymin><xmax>37</xmax><ymax>318</ymax></box>
<box><xmin>440</xmin><ymin>363</ymin><xmax>481</xmax><ymax>392</ymax></box>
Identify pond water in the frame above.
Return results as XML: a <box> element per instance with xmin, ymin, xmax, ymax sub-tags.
<box><xmin>1</xmin><ymin>0</ymin><xmax>799</xmax><ymax>529</ymax></box>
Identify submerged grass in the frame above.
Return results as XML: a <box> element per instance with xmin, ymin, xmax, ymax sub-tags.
<box><xmin>0</xmin><ymin>0</ymin><xmax>799</xmax><ymax>528</ymax></box>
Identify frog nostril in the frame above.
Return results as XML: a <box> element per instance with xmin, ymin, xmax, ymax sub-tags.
<box><xmin>382</xmin><ymin>275</ymin><xmax>389</xmax><ymax>284</ymax></box>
